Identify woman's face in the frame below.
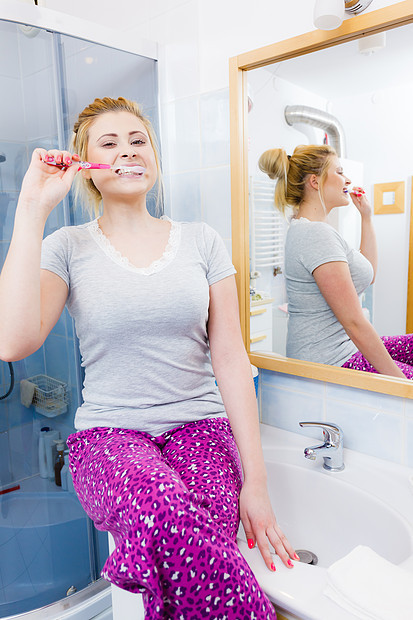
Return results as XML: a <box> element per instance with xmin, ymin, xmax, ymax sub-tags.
<box><xmin>320</xmin><ymin>156</ymin><xmax>351</xmax><ymax>211</ymax></box>
<box><xmin>85</xmin><ymin>110</ymin><xmax>157</xmax><ymax>201</ymax></box>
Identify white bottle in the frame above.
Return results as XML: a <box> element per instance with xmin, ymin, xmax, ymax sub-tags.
<box><xmin>67</xmin><ymin>468</ymin><xmax>75</xmax><ymax>493</ymax></box>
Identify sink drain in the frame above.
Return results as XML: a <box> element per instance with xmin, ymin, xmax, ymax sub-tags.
<box><xmin>295</xmin><ymin>549</ymin><xmax>318</xmax><ymax>565</ymax></box>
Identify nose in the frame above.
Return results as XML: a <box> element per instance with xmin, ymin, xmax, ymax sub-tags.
<box><xmin>119</xmin><ymin>143</ymin><xmax>137</xmax><ymax>159</ymax></box>
<box><xmin>120</xmin><ymin>150</ymin><xmax>136</xmax><ymax>159</ymax></box>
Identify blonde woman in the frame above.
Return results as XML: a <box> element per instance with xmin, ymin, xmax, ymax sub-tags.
<box><xmin>0</xmin><ymin>97</ymin><xmax>297</xmax><ymax>620</ymax></box>
<box><xmin>259</xmin><ymin>144</ymin><xmax>412</xmax><ymax>379</ymax></box>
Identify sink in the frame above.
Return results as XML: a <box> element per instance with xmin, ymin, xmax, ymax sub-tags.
<box><xmin>237</xmin><ymin>424</ymin><xmax>413</xmax><ymax>620</ymax></box>
<box><xmin>264</xmin><ymin>461</ymin><xmax>411</xmax><ymax>567</ymax></box>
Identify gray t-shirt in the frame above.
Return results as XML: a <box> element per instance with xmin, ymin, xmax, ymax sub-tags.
<box><xmin>285</xmin><ymin>218</ymin><xmax>374</xmax><ymax>366</ymax></box>
<box><xmin>41</xmin><ymin>217</ymin><xmax>236</xmax><ymax>435</ymax></box>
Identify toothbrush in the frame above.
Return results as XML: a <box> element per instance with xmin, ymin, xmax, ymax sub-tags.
<box><xmin>43</xmin><ymin>158</ymin><xmax>145</xmax><ymax>174</ymax></box>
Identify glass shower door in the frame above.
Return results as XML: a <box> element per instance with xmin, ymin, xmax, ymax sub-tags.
<box><xmin>0</xmin><ymin>20</ymin><xmax>95</xmax><ymax>616</ymax></box>
<box><xmin>0</xmin><ymin>18</ymin><xmax>159</xmax><ymax>618</ymax></box>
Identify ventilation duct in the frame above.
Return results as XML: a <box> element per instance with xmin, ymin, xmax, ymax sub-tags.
<box><xmin>284</xmin><ymin>105</ymin><xmax>346</xmax><ymax>158</ymax></box>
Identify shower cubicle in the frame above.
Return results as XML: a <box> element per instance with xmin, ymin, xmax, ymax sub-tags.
<box><xmin>0</xmin><ymin>8</ymin><xmax>159</xmax><ymax>619</ymax></box>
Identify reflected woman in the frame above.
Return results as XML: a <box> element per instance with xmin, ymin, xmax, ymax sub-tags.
<box><xmin>259</xmin><ymin>144</ymin><xmax>413</xmax><ymax>379</ymax></box>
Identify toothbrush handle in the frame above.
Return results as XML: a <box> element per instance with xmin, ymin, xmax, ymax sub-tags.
<box><xmin>44</xmin><ymin>159</ymin><xmax>111</xmax><ymax>170</ymax></box>
<box><xmin>83</xmin><ymin>162</ymin><xmax>111</xmax><ymax>170</ymax></box>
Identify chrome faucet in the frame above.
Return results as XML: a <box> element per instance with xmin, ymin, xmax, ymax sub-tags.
<box><xmin>299</xmin><ymin>422</ymin><xmax>345</xmax><ymax>472</ymax></box>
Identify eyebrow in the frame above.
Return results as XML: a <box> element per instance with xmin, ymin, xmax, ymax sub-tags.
<box><xmin>97</xmin><ymin>130</ymin><xmax>147</xmax><ymax>140</ymax></box>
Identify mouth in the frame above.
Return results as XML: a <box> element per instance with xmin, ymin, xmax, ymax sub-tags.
<box><xmin>343</xmin><ymin>188</ymin><xmax>349</xmax><ymax>194</ymax></box>
<box><xmin>114</xmin><ymin>165</ymin><xmax>146</xmax><ymax>177</ymax></box>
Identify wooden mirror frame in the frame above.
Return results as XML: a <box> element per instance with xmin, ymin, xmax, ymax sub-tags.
<box><xmin>229</xmin><ymin>0</ymin><xmax>413</xmax><ymax>399</ymax></box>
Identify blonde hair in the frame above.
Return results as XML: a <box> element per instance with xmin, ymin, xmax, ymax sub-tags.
<box><xmin>69</xmin><ymin>96</ymin><xmax>163</xmax><ymax>217</ymax></box>
<box><xmin>258</xmin><ymin>144</ymin><xmax>336</xmax><ymax>215</ymax></box>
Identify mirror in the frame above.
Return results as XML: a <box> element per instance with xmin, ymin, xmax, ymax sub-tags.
<box><xmin>229</xmin><ymin>0</ymin><xmax>413</xmax><ymax>399</ymax></box>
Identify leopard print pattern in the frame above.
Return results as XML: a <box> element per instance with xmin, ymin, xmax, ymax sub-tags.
<box><xmin>67</xmin><ymin>417</ymin><xmax>277</xmax><ymax>620</ymax></box>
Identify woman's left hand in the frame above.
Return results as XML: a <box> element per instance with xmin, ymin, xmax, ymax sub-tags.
<box><xmin>239</xmin><ymin>479</ymin><xmax>299</xmax><ymax>571</ymax></box>
<box><xmin>350</xmin><ymin>186</ymin><xmax>372</xmax><ymax>218</ymax></box>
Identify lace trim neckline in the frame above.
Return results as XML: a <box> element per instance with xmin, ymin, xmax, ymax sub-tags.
<box><xmin>87</xmin><ymin>215</ymin><xmax>181</xmax><ymax>276</ymax></box>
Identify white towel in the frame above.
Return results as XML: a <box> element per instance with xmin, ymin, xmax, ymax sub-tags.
<box><xmin>20</xmin><ymin>379</ymin><xmax>36</xmax><ymax>408</ymax></box>
<box><xmin>324</xmin><ymin>545</ymin><xmax>413</xmax><ymax>620</ymax></box>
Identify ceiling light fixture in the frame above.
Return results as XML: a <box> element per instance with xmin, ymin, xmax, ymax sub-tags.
<box><xmin>313</xmin><ymin>0</ymin><xmax>374</xmax><ymax>31</ymax></box>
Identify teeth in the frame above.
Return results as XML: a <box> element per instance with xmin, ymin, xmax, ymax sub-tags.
<box><xmin>114</xmin><ymin>166</ymin><xmax>145</xmax><ymax>176</ymax></box>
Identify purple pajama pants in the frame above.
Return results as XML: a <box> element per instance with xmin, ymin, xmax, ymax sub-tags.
<box><xmin>67</xmin><ymin>417</ymin><xmax>276</xmax><ymax>620</ymax></box>
<box><xmin>342</xmin><ymin>334</ymin><xmax>413</xmax><ymax>379</ymax></box>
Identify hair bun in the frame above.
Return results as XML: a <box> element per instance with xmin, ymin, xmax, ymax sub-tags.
<box><xmin>258</xmin><ymin>148</ymin><xmax>288</xmax><ymax>181</ymax></box>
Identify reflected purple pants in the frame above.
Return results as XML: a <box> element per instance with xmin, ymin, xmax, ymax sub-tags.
<box><xmin>342</xmin><ymin>334</ymin><xmax>413</xmax><ymax>379</ymax></box>
<box><xmin>66</xmin><ymin>417</ymin><xmax>276</xmax><ymax>620</ymax></box>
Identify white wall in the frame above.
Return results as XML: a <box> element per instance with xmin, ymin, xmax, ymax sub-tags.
<box><xmin>31</xmin><ymin>0</ymin><xmax>401</xmax><ymax>96</ymax></box>
<box><xmin>332</xmin><ymin>83</ymin><xmax>413</xmax><ymax>336</ymax></box>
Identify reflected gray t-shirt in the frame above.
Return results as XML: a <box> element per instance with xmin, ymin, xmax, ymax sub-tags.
<box><xmin>41</xmin><ymin>217</ymin><xmax>236</xmax><ymax>435</ymax></box>
<box><xmin>285</xmin><ymin>218</ymin><xmax>374</xmax><ymax>366</ymax></box>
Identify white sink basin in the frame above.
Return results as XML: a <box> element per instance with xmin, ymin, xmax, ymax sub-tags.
<box><xmin>238</xmin><ymin>424</ymin><xmax>413</xmax><ymax>620</ymax></box>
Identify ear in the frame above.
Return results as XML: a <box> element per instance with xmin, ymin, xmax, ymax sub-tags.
<box><xmin>308</xmin><ymin>174</ymin><xmax>319</xmax><ymax>191</ymax></box>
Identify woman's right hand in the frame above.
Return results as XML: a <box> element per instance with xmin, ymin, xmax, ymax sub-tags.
<box><xmin>350</xmin><ymin>186</ymin><xmax>372</xmax><ymax>219</ymax></box>
<box><xmin>18</xmin><ymin>148</ymin><xmax>80</xmax><ymax>219</ymax></box>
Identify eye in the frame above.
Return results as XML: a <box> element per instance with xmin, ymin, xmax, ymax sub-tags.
<box><xmin>101</xmin><ymin>141</ymin><xmax>116</xmax><ymax>147</ymax></box>
<box><xmin>131</xmin><ymin>138</ymin><xmax>146</xmax><ymax>145</ymax></box>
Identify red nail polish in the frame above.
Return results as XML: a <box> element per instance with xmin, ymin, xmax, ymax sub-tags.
<box><xmin>247</xmin><ymin>539</ymin><xmax>254</xmax><ymax>549</ymax></box>
<box><xmin>288</xmin><ymin>560</ymin><xmax>294</xmax><ymax>568</ymax></box>
<box><xmin>65</xmin><ymin>157</ymin><xmax>72</xmax><ymax>165</ymax></box>
<box><xmin>294</xmin><ymin>553</ymin><xmax>300</xmax><ymax>561</ymax></box>
<box><xmin>270</xmin><ymin>563</ymin><xmax>276</xmax><ymax>572</ymax></box>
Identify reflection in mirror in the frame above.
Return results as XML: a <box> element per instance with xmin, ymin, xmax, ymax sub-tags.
<box><xmin>247</xmin><ymin>23</ymin><xmax>413</xmax><ymax>366</ymax></box>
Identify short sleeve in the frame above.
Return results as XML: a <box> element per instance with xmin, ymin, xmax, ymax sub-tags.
<box><xmin>41</xmin><ymin>228</ymin><xmax>70</xmax><ymax>287</ymax></box>
<box><xmin>201</xmin><ymin>223</ymin><xmax>236</xmax><ymax>286</ymax></box>
<box><xmin>299</xmin><ymin>222</ymin><xmax>348</xmax><ymax>274</ymax></box>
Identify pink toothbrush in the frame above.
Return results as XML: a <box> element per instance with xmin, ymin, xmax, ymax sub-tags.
<box><xmin>44</xmin><ymin>158</ymin><xmax>145</xmax><ymax>175</ymax></box>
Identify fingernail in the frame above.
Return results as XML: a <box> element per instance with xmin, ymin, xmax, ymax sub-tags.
<box><xmin>78</xmin><ymin>166</ymin><xmax>83</xmax><ymax>171</ymax></box>
<box><xmin>287</xmin><ymin>560</ymin><xmax>294</xmax><ymax>568</ymax></box>
<box><xmin>294</xmin><ymin>553</ymin><xmax>300</xmax><ymax>561</ymax></box>
<box><xmin>270</xmin><ymin>563</ymin><xmax>276</xmax><ymax>572</ymax></box>
<box><xmin>247</xmin><ymin>539</ymin><xmax>254</xmax><ymax>549</ymax></box>
<box><xmin>65</xmin><ymin>157</ymin><xmax>72</xmax><ymax>165</ymax></box>
<box><xmin>46</xmin><ymin>155</ymin><xmax>54</xmax><ymax>162</ymax></box>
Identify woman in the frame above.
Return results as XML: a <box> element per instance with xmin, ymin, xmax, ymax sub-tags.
<box><xmin>259</xmin><ymin>144</ymin><xmax>413</xmax><ymax>379</ymax></box>
<box><xmin>0</xmin><ymin>97</ymin><xmax>297</xmax><ymax>619</ymax></box>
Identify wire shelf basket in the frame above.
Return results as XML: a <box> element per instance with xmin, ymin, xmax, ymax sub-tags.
<box><xmin>28</xmin><ymin>374</ymin><xmax>68</xmax><ymax>417</ymax></box>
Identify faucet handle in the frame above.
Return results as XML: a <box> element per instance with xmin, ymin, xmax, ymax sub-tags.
<box><xmin>299</xmin><ymin>421</ymin><xmax>343</xmax><ymax>445</ymax></box>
